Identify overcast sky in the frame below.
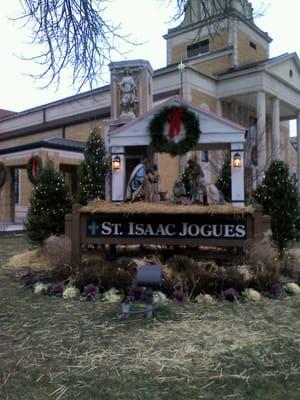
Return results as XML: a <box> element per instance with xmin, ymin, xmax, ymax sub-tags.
<box><xmin>0</xmin><ymin>0</ymin><xmax>299</xmax><ymax>115</ymax></box>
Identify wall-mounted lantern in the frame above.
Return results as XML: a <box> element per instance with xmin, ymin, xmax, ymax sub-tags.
<box><xmin>112</xmin><ymin>155</ymin><xmax>121</xmax><ymax>170</ymax></box>
<box><xmin>232</xmin><ymin>152</ymin><xmax>242</xmax><ymax>168</ymax></box>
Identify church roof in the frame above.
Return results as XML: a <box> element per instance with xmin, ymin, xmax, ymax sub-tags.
<box><xmin>108</xmin><ymin>96</ymin><xmax>246</xmax><ymax>149</ymax></box>
<box><xmin>0</xmin><ymin>109</ymin><xmax>16</xmax><ymax>119</ymax></box>
<box><xmin>0</xmin><ymin>137</ymin><xmax>85</xmax><ymax>155</ymax></box>
<box><xmin>215</xmin><ymin>53</ymin><xmax>300</xmax><ymax>77</ymax></box>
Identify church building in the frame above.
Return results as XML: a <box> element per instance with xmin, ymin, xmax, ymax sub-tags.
<box><xmin>0</xmin><ymin>0</ymin><xmax>299</xmax><ymax>225</ymax></box>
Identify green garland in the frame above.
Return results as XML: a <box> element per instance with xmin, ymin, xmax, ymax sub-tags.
<box><xmin>27</xmin><ymin>155</ymin><xmax>43</xmax><ymax>184</ymax></box>
<box><xmin>0</xmin><ymin>162</ymin><xmax>7</xmax><ymax>189</ymax></box>
<box><xmin>149</xmin><ymin>105</ymin><xmax>201</xmax><ymax>156</ymax></box>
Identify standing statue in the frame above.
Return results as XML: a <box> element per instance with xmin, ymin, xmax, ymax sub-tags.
<box><xmin>126</xmin><ymin>162</ymin><xmax>145</xmax><ymax>202</ymax></box>
<box><xmin>143</xmin><ymin>161</ymin><xmax>160</xmax><ymax>203</ymax></box>
<box><xmin>126</xmin><ymin>159</ymin><xmax>160</xmax><ymax>203</ymax></box>
<box><xmin>181</xmin><ymin>157</ymin><xmax>225</xmax><ymax>205</ymax></box>
<box><xmin>119</xmin><ymin>68</ymin><xmax>136</xmax><ymax>116</ymax></box>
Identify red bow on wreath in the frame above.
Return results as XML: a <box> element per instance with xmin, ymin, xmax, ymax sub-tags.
<box><xmin>167</xmin><ymin>108</ymin><xmax>184</xmax><ymax>139</ymax></box>
<box><xmin>31</xmin><ymin>155</ymin><xmax>37</xmax><ymax>176</ymax></box>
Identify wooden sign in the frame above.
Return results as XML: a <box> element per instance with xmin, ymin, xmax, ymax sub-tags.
<box><xmin>65</xmin><ymin>204</ymin><xmax>271</xmax><ymax>269</ymax></box>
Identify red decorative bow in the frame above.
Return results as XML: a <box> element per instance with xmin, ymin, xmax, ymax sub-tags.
<box><xmin>31</xmin><ymin>155</ymin><xmax>37</xmax><ymax>176</ymax></box>
<box><xmin>167</xmin><ymin>108</ymin><xmax>184</xmax><ymax>139</ymax></box>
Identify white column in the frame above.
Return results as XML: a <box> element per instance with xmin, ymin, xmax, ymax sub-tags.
<box><xmin>257</xmin><ymin>91</ymin><xmax>267</xmax><ymax>181</ymax></box>
<box><xmin>271</xmin><ymin>97</ymin><xmax>281</xmax><ymax>160</ymax></box>
<box><xmin>215</xmin><ymin>99</ymin><xmax>224</xmax><ymax>170</ymax></box>
<box><xmin>216</xmin><ymin>99</ymin><xmax>222</xmax><ymax>116</ymax></box>
<box><xmin>231</xmin><ymin>143</ymin><xmax>245</xmax><ymax>207</ymax></box>
<box><xmin>111</xmin><ymin>146</ymin><xmax>126</xmax><ymax>202</ymax></box>
<box><xmin>297</xmin><ymin>112</ymin><xmax>300</xmax><ymax>199</ymax></box>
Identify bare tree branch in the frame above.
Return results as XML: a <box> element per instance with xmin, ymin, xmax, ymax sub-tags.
<box><xmin>12</xmin><ymin>0</ymin><xmax>266</xmax><ymax>90</ymax></box>
<box><xmin>14</xmin><ymin>0</ymin><xmax>138</xmax><ymax>90</ymax></box>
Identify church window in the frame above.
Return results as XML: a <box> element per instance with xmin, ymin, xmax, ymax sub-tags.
<box><xmin>187</xmin><ymin>39</ymin><xmax>209</xmax><ymax>58</ymax></box>
<box><xmin>249</xmin><ymin>41</ymin><xmax>257</xmax><ymax>50</ymax></box>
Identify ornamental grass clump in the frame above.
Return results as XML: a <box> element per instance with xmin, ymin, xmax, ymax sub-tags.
<box><xmin>45</xmin><ymin>235</ymin><xmax>71</xmax><ymax>269</ymax></box>
<box><xmin>244</xmin><ymin>236</ymin><xmax>280</xmax><ymax>291</ymax></box>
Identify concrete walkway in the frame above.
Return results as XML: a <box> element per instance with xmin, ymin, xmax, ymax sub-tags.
<box><xmin>0</xmin><ymin>223</ymin><xmax>24</xmax><ymax>235</ymax></box>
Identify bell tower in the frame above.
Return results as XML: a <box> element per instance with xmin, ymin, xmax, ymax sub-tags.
<box><xmin>164</xmin><ymin>0</ymin><xmax>272</xmax><ymax>71</ymax></box>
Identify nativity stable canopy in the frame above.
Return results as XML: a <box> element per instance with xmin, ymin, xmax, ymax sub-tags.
<box><xmin>107</xmin><ymin>97</ymin><xmax>247</xmax><ymax>150</ymax></box>
<box><xmin>106</xmin><ymin>97</ymin><xmax>247</xmax><ymax>206</ymax></box>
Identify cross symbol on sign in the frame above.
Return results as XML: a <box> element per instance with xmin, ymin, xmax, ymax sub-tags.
<box><xmin>88</xmin><ymin>221</ymin><xmax>99</xmax><ymax>236</ymax></box>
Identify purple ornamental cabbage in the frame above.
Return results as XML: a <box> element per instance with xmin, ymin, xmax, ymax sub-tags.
<box><xmin>84</xmin><ymin>283</ymin><xmax>99</xmax><ymax>299</ymax></box>
<box><xmin>52</xmin><ymin>282</ymin><xmax>65</xmax><ymax>296</ymax></box>
<box><xmin>174</xmin><ymin>290</ymin><xmax>185</xmax><ymax>302</ymax></box>
<box><xmin>131</xmin><ymin>286</ymin><xmax>143</xmax><ymax>301</ymax></box>
<box><xmin>224</xmin><ymin>288</ymin><xmax>238</xmax><ymax>302</ymax></box>
<box><xmin>269</xmin><ymin>283</ymin><xmax>282</xmax><ymax>298</ymax></box>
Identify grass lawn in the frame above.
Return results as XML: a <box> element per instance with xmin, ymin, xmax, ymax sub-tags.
<box><xmin>0</xmin><ymin>237</ymin><xmax>300</xmax><ymax>400</ymax></box>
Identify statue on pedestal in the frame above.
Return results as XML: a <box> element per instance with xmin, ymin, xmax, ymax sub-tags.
<box><xmin>119</xmin><ymin>68</ymin><xmax>136</xmax><ymax>117</ymax></box>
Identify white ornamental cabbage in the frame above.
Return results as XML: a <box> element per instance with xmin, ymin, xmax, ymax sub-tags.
<box><xmin>153</xmin><ymin>291</ymin><xmax>167</xmax><ymax>305</ymax></box>
<box><xmin>63</xmin><ymin>286</ymin><xmax>80</xmax><ymax>299</ymax></box>
<box><xmin>102</xmin><ymin>288</ymin><xmax>121</xmax><ymax>303</ymax></box>
<box><xmin>33</xmin><ymin>282</ymin><xmax>50</xmax><ymax>295</ymax></box>
<box><xmin>284</xmin><ymin>282</ymin><xmax>300</xmax><ymax>295</ymax></box>
<box><xmin>243</xmin><ymin>288</ymin><xmax>262</xmax><ymax>301</ymax></box>
<box><xmin>195</xmin><ymin>294</ymin><xmax>216</xmax><ymax>304</ymax></box>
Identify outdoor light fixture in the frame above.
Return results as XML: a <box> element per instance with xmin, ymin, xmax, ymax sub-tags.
<box><xmin>137</xmin><ymin>264</ymin><xmax>162</xmax><ymax>289</ymax></box>
<box><xmin>112</xmin><ymin>155</ymin><xmax>121</xmax><ymax>170</ymax></box>
<box><xmin>122</xmin><ymin>264</ymin><xmax>162</xmax><ymax>319</ymax></box>
<box><xmin>232</xmin><ymin>153</ymin><xmax>242</xmax><ymax>168</ymax></box>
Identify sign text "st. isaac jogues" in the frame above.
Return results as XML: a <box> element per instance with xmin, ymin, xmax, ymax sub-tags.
<box><xmin>87</xmin><ymin>216</ymin><xmax>247</xmax><ymax>240</ymax></box>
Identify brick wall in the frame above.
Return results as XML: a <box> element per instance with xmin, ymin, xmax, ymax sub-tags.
<box><xmin>157</xmin><ymin>153</ymin><xmax>180</xmax><ymax>198</ymax></box>
<box><xmin>65</xmin><ymin>120</ymin><xmax>103</xmax><ymax>141</ymax></box>
<box><xmin>170</xmin><ymin>31</ymin><xmax>229</xmax><ymax>65</ymax></box>
<box><xmin>237</xmin><ymin>31</ymin><xmax>268</xmax><ymax>65</ymax></box>
<box><xmin>19</xmin><ymin>168</ymin><xmax>32</xmax><ymax>207</ymax></box>
<box><xmin>190</xmin><ymin>89</ymin><xmax>217</xmax><ymax>112</ymax></box>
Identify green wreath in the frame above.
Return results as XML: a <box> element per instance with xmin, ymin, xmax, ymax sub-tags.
<box><xmin>0</xmin><ymin>162</ymin><xmax>7</xmax><ymax>189</ymax></box>
<box><xmin>27</xmin><ymin>155</ymin><xmax>43</xmax><ymax>184</ymax></box>
<box><xmin>149</xmin><ymin>105</ymin><xmax>201</xmax><ymax>156</ymax></box>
